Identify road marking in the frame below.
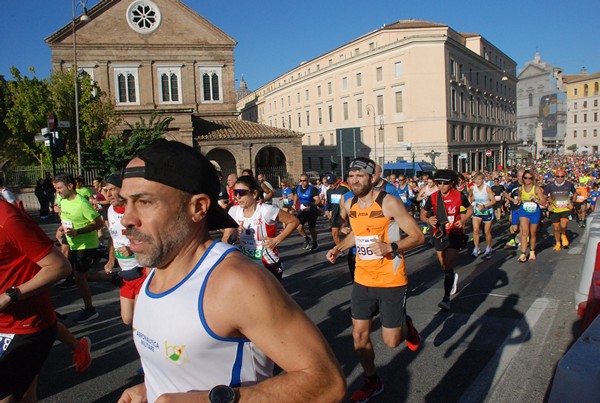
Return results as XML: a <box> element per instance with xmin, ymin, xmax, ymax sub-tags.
<box><xmin>458</xmin><ymin>297</ymin><xmax>556</xmax><ymax>403</ymax></box>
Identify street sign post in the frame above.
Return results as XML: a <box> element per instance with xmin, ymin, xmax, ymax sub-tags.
<box><xmin>486</xmin><ymin>150</ymin><xmax>492</xmax><ymax>157</ymax></box>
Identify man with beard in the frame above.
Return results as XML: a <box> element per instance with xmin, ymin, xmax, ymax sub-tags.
<box><xmin>544</xmin><ymin>169</ymin><xmax>576</xmax><ymax>250</ymax></box>
<box><xmin>118</xmin><ymin>140</ymin><xmax>345</xmax><ymax>403</ymax></box>
<box><xmin>326</xmin><ymin>157</ymin><xmax>424</xmax><ymax>403</ymax></box>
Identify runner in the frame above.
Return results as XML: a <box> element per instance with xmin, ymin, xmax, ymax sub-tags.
<box><xmin>222</xmin><ymin>175</ymin><xmax>299</xmax><ymax>282</ymax></box>
<box><xmin>491</xmin><ymin>177</ymin><xmax>506</xmax><ymax>222</ymax></box>
<box><xmin>293</xmin><ymin>173</ymin><xmax>321</xmax><ymax>251</ymax></box>
<box><xmin>574</xmin><ymin>180</ymin><xmax>590</xmax><ymax>227</ymax></box>
<box><xmin>0</xmin><ymin>200</ymin><xmax>71</xmax><ymax>401</ymax></box>
<box><xmin>468</xmin><ymin>172</ymin><xmax>496</xmax><ymax>257</ymax></box>
<box><xmin>326</xmin><ymin>157</ymin><xmax>423</xmax><ymax>403</ymax></box>
<box><xmin>512</xmin><ymin>170</ymin><xmax>547</xmax><ymax>262</ymax></box>
<box><xmin>503</xmin><ymin>169</ymin><xmax>524</xmax><ymax>248</ymax></box>
<box><xmin>324</xmin><ymin>173</ymin><xmax>350</xmax><ymax>246</ymax></box>
<box><xmin>420</xmin><ymin>169</ymin><xmax>473</xmax><ymax>311</ymax></box>
<box><xmin>544</xmin><ymin>169</ymin><xmax>576</xmax><ymax>251</ymax></box>
<box><xmin>103</xmin><ymin>173</ymin><xmax>147</xmax><ymax>325</ymax></box>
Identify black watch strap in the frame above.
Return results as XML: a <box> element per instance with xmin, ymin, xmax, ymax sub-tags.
<box><xmin>6</xmin><ymin>287</ymin><xmax>20</xmax><ymax>303</ymax></box>
<box><xmin>391</xmin><ymin>242</ymin><xmax>399</xmax><ymax>252</ymax></box>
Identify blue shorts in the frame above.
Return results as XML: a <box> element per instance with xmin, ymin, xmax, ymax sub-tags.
<box><xmin>510</xmin><ymin>209</ymin><xmax>521</xmax><ymax>226</ymax></box>
<box><xmin>518</xmin><ymin>206</ymin><xmax>542</xmax><ymax>225</ymax></box>
<box><xmin>473</xmin><ymin>213</ymin><xmax>493</xmax><ymax>223</ymax></box>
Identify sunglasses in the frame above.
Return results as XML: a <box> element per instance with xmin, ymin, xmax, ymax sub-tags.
<box><xmin>435</xmin><ymin>181</ymin><xmax>451</xmax><ymax>185</ymax></box>
<box><xmin>523</xmin><ymin>176</ymin><xmax>533</xmax><ymax>180</ymax></box>
<box><xmin>299</xmin><ymin>179</ymin><xmax>308</xmax><ymax>182</ymax></box>
<box><xmin>233</xmin><ymin>189</ymin><xmax>251</xmax><ymax>197</ymax></box>
<box><xmin>555</xmin><ymin>175</ymin><xmax>565</xmax><ymax>178</ymax></box>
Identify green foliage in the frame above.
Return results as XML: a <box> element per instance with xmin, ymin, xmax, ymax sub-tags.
<box><xmin>2</xmin><ymin>67</ymin><xmax>52</xmax><ymax>165</ymax></box>
<box><xmin>567</xmin><ymin>144</ymin><xmax>578</xmax><ymax>152</ymax></box>
<box><xmin>99</xmin><ymin>113</ymin><xmax>174</xmax><ymax>172</ymax></box>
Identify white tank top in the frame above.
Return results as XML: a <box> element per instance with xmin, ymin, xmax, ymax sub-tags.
<box><xmin>133</xmin><ymin>241</ymin><xmax>273</xmax><ymax>402</ymax></box>
<box><xmin>228</xmin><ymin>203</ymin><xmax>280</xmax><ymax>265</ymax></box>
<box><xmin>107</xmin><ymin>205</ymin><xmax>140</xmax><ymax>271</ymax></box>
<box><xmin>472</xmin><ymin>183</ymin><xmax>492</xmax><ymax>215</ymax></box>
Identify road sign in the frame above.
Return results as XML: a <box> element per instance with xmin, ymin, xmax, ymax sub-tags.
<box><xmin>486</xmin><ymin>150</ymin><xmax>492</xmax><ymax>157</ymax></box>
<box><xmin>458</xmin><ymin>153</ymin><xmax>467</xmax><ymax>159</ymax></box>
<box><xmin>41</xmin><ymin>127</ymin><xmax>50</xmax><ymax>135</ymax></box>
<box><xmin>58</xmin><ymin>121</ymin><xmax>71</xmax><ymax>128</ymax></box>
<box><xmin>35</xmin><ymin>135</ymin><xmax>46</xmax><ymax>142</ymax></box>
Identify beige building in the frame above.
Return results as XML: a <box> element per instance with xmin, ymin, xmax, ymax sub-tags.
<box><xmin>238</xmin><ymin>20</ymin><xmax>518</xmax><ymax>174</ymax></box>
<box><xmin>45</xmin><ymin>0</ymin><xmax>302</xmax><ymax>182</ymax></box>
<box><xmin>561</xmin><ymin>69</ymin><xmax>600</xmax><ymax>154</ymax></box>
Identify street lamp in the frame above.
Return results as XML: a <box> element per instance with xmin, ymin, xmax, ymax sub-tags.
<box><xmin>72</xmin><ymin>0</ymin><xmax>89</xmax><ymax>176</ymax></box>
<box><xmin>366</xmin><ymin>104</ymin><xmax>376</xmax><ymax>162</ymax></box>
<box><xmin>379</xmin><ymin>116</ymin><xmax>385</xmax><ymax>165</ymax></box>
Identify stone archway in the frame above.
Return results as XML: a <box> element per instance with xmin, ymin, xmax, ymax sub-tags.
<box><xmin>205</xmin><ymin>148</ymin><xmax>237</xmax><ymax>177</ymax></box>
<box><xmin>254</xmin><ymin>146</ymin><xmax>287</xmax><ymax>186</ymax></box>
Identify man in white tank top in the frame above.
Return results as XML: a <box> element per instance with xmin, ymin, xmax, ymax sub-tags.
<box><xmin>117</xmin><ymin>140</ymin><xmax>345</xmax><ymax>403</ymax></box>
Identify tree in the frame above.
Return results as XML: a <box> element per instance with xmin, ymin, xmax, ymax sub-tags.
<box><xmin>567</xmin><ymin>144</ymin><xmax>577</xmax><ymax>153</ymax></box>
<box><xmin>3</xmin><ymin>67</ymin><xmax>52</xmax><ymax>165</ymax></box>
<box><xmin>99</xmin><ymin>113</ymin><xmax>174</xmax><ymax>173</ymax></box>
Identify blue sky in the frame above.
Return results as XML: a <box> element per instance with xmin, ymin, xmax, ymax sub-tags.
<box><xmin>1</xmin><ymin>0</ymin><xmax>598</xmax><ymax>91</ymax></box>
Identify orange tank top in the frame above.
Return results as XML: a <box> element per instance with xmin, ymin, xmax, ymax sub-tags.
<box><xmin>349</xmin><ymin>191</ymin><xmax>406</xmax><ymax>287</ymax></box>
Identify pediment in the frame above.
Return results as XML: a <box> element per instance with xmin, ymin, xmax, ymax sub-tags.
<box><xmin>517</xmin><ymin>63</ymin><xmax>550</xmax><ymax>80</ymax></box>
<box><xmin>46</xmin><ymin>0</ymin><xmax>236</xmax><ymax>49</ymax></box>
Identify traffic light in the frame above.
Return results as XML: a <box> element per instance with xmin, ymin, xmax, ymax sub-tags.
<box><xmin>54</xmin><ymin>135</ymin><xmax>66</xmax><ymax>157</ymax></box>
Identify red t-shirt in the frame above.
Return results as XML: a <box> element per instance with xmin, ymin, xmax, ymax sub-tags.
<box><xmin>0</xmin><ymin>201</ymin><xmax>56</xmax><ymax>334</ymax></box>
<box><xmin>425</xmin><ymin>189</ymin><xmax>471</xmax><ymax>235</ymax></box>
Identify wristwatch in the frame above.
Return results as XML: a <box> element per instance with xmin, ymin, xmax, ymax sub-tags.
<box><xmin>208</xmin><ymin>385</ymin><xmax>235</xmax><ymax>403</ymax></box>
<box><xmin>390</xmin><ymin>242</ymin><xmax>399</xmax><ymax>253</ymax></box>
<box><xmin>5</xmin><ymin>286</ymin><xmax>21</xmax><ymax>303</ymax></box>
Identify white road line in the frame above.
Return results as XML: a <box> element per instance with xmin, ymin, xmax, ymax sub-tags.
<box><xmin>458</xmin><ymin>297</ymin><xmax>556</xmax><ymax>403</ymax></box>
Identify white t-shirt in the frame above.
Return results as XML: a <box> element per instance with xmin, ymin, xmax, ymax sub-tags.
<box><xmin>228</xmin><ymin>203</ymin><xmax>280</xmax><ymax>265</ymax></box>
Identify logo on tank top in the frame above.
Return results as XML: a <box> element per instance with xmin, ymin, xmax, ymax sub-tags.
<box><xmin>165</xmin><ymin>341</ymin><xmax>188</xmax><ymax>365</ymax></box>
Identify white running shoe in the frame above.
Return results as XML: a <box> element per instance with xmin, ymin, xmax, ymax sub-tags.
<box><xmin>450</xmin><ymin>273</ymin><xmax>459</xmax><ymax>296</ymax></box>
<box><xmin>472</xmin><ymin>247</ymin><xmax>480</xmax><ymax>257</ymax></box>
<box><xmin>485</xmin><ymin>246</ymin><xmax>493</xmax><ymax>256</ymax></box>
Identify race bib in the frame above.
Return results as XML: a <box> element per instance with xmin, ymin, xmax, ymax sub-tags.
<box><xmin>355</xmin><ymin>235</ymin><xmax>381</xmax><ymax>260</ymax></box>
<box><xmin>523</xmin><ymin>201</ymin><xmax>537</xmax><ymax>213</ymax></box>
<box><xmin>239</xmin><ymin>236</ymin><xmax>263</xmax><ymax>260</ymax></box>
<box><xmin>555</xmin><ymin>200</ymin><xmax>568</xmax><ymax>209</ymax></box>
<box><xmin>0</xmin><ymin>333</ymin><xmax>15</xmax><ymax>358</ymax></box>
<box><xmin>494</xmin><ymin>195</ymin><xmax>502</xmax><ymax>201</ymax></box>
<box><xmin>330</xmin><ymin>194</ymin><xmax>342</xmax><ymax>205</ymax></box>
<box><xmin>576</xmin><ymin>195</ymin><xmax>585</xmax><ymax>202</ymax></box>
<box><xmin>62</xmin><ymin>220</ymin><xmax>73</xmax><ymax>230</ymax></box>
<box><xmin>400</xmin><ymin>194</ymin><xmax>408</xmax><ymax>203</ymax></box>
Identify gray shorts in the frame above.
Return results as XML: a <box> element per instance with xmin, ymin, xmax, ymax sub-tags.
<box><xmin>351</xmin><ymin>283</ymin><xmax>407</xmax><ymax>328</ymax></box>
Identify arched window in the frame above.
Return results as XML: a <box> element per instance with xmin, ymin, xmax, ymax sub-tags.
<box><xmin>528</xmin><ymin>93</ymin><xmax>533</xmax><ymax>107</ymax></box>
<box><xmin>199</xmin><ymin>66</ymin><xmax>223</xmax><ymax>103</ymax></box>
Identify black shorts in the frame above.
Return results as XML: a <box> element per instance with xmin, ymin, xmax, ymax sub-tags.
<box><xmin>69</xmin><ymin>248</ymin><xmax>97</xmax><ymax>272</ymax></box>
<box><xmin>0</xmin><ymin>324</ymin><xmax>57</xmax><ymax>400</ymax></box>
<box><xmin>549</xmin><ymin>211</ymin><xmax>571</xmax><ymax>223</ymax></box>
<box><xmin>330</xmin><ymin>214</ymin><xmax>344</xmax><ymax>229</ymax></box>
<box><xmin>351</xmin><ymin>283</ymin><xmax>407</xmax><ymax>328</ymax></box>
<box><xmin>431</xmin><ymin>233</ymin><xmax>468</xmax><ymax>251</ymax></box>
<box><xmin>297</xmin><ymin>208</ymin><xmax>318</xmax><ymax>228</ymax></box>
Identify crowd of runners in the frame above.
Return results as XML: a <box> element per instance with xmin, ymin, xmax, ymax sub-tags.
<box><xmin>1</xmin><ymin>146</ymin><xmax>598</xmax><ymax>402</ymax></box>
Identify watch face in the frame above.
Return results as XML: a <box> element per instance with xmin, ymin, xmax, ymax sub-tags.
<box><xmin>209</xmin><ymin>385</ymin><xmax>235</xmax><ymax>403</ymax></box>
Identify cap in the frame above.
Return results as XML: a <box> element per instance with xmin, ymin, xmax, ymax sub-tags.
<box><xmin>348</xmin><ymin>157</ymin><xmax>376</xmax><ymax>175</ymax></box>
<box><xmin>510</xmin><ymin>169</ymin><xmax>518</xmax><ymax>177</ymax></box>
<box><xmin>325</xmin><ymin>174</ymin><xmax>337</xmax><ymax>184</ymax></box>
<box><xmin>123</xmin><ymin>139</ymin><xmax>238</xmax><ymax>231</ymax></box>
<box><xmin>106</xmin><ymin>172</ymin><xmax>122</xmax><ymax>188</ymax></box>
<box><xmin>433</xmin><ymin>169</ymin><xmax>457</xmax><ymax>183</ymax></box>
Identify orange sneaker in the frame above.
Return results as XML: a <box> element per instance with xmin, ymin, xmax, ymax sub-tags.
<box><xmin>561</xmin><ymin>235</ymin><xmax>569</xmax><ymax>247</ymax></box>
<box><xmin>73</xmin><ymin>337</ymin><xmax>92</xmax><ymax>373</ymax></box>
<box><xmin>405</xmin><ymin>315</ymin><xmax>420</xmax><ymax>351</ymax></box>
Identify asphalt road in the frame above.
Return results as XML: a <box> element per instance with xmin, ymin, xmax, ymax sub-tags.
<box><xmin>34</xmin><ymin>213</ymin><xmax>585</xmax><ymax>402</ymax></box>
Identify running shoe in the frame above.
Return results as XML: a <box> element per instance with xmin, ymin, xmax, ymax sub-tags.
<box><xmin>450</xmin><ymin>273</ymin><xmax>459</xmax><ymax>296</ymax></box>
<box><xmin>484</xmin><ymin>246</ymin><xmax>493</xmax><ymax>256</ymax></box>
<box><xmin>561</xmin><ymin>234</ymin><xmax>569</xmax><ymax>247</ymax></box>
<box><xmin>422</xmin><ymin>226</ymin><xmax>429</xmax><ymax>234</ymax></box>
<box><xmin>505</xmin><ymin>238</ymin><xmax>517</xmax><ymax>248</ymax></box>
<box><xmin>405</xmin><ymin>316</ymin><xmax>420</xmax><ymax>351</ymax></box>
<box><xmin>74</xmin><ymin>307</ymin><xmax>99</xmax><ymax>324</ymax></box>
<box><xmin>73</xmin><ymin>337</ymin><xmax>92</xmax><ymax>373</ymax></box>
<box><xmin>302</xmin><ymin>236</ymin><xmax>312</xmax><ymax>250</ymax></box>
<box><xmin>472</xmin><ymin>247</ymin><xmax>480</xmax><ymax>257</ymax></box>
<box><xmin>438</xmin><ymin>298</ymin><xmax>451</xmax><ymax>311</ymax></box>
<box><xmin>351</xmin><ymin>375</ymin><xmax>384</xmax><ymax>402</ymax></box>
<box><xmin>553</xmin><ymin>242</ymin><xmax>562</xmax><ymax>251</ymax></box>
<box><xmin>309</xmin><ymin>241</ymin><xmax>318</xmax><ymax>251</ymax></box>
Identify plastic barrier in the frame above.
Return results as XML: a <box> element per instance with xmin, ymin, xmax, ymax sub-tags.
<box><xmin>575</xmin><ymin>211</ymin><xmax>600</xmax><ymax>309</ymax></box>
<box><xmin>548</xmin><ymin>315</ymin><xmax>600</xmax><ymax>403</ymax></box>
<box><xmin>581</xmin><ymin>272</ymin><xmax>600</xmax><ymax>332</ymax></box>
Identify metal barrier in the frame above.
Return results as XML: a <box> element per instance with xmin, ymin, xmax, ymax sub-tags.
<box><xmin>575</xmin><ymin>212</ymin><xmax>600</xmax><ymax>308</ymax></box>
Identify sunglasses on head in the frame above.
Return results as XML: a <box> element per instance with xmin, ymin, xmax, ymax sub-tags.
<box><xmin>233</xmin><ymin>189</ymin><xmax>251</xmax><ymax>197</ymax></box>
